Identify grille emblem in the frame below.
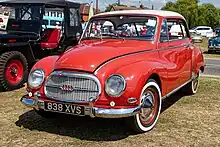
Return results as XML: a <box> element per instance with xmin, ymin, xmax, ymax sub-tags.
<box><xmin>60</xmin><ymin>85</ymin><xmax>74</xmax><ymax>91</ymax></box>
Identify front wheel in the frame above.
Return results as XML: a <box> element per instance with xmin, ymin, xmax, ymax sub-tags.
<box><xmin>126</xmin><ymin>79</ymin><xmax>162</xmax><ymax>133</ymax></box>
<box><xmin>0</xmin><ymin>51</ymin><xmax>28</xmax><ymax>90</ymax></box>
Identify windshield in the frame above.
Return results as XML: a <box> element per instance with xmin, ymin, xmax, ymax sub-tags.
<box><xmin>0</xmin><ymin>4</ymin><xmax>42</xmax><ymax>33</ymax></box>
<box><xmin>82</xmin><ymin>16</ymin><xmax>157</xmax><ymax>41</ymax></box>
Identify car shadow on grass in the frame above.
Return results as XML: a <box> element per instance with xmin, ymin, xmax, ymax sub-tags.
<box><xmin>161</xmin><ymin>90</ymin><xmax>185</xmax><ymax>113</ymax></box>
<box><xmin>15</xmin><ymin>91</ymin><xmax>185</xmax><ymax>141</ymax></box>
<box><xmin>15</xmin><ymin>110</ymin><xmax>133</xmax><ymax>141</ymax></box>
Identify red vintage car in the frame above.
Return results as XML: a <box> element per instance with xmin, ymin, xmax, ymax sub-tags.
<box><xmin>21</xmin><ymin>10</ymin><xmax>205</xmax><ymax>133</ymax></box>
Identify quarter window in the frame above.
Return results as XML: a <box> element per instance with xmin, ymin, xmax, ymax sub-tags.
<box><xmin>167</xmin><ymin>19</ymin><xmax>188</xmax><ymax>40</ymax></box>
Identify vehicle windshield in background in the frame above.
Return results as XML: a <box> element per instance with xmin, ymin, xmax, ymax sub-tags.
<box><xmin>0</xmin><ymin>4</ymin><xmax>42</xmax><ymax>33</ymax></box>
<box><xmin>82</xmin><ymin>16</ymin><xmax>157</xmax><ymax>41</ymax></box>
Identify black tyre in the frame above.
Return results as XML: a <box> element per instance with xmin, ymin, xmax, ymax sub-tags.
<box><xmin>0</xmin><ymin>51</ymin><xmax>28</xmax><ymax>90</ymax></box>
<box><xmin>126</xmin><ymin>79</ymin><xmax>162</xmax><ymax>133</ymax></box>
<box><xmin>184</xmin><ymin>73</ymin><xmax>200</xmax><ymax>95</ymax></box>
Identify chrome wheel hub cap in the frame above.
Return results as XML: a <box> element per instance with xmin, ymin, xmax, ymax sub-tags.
<box><xmin>140</xmin><ymin>92</ymin><xmax>154</xmax><ymax>120</ymax></box>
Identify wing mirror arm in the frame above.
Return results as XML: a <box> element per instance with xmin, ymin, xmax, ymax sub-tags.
<box><xmin>76</xmin><ymin>32</ymin><xmax>81</xmax><ymax>42</ymax></box>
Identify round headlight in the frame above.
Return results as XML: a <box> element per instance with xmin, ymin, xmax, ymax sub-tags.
<box><xmin>28</xmin><ymin>69</ymin><xmax>45</xmax><ymax>88</ymax></box>
<box><xmin>105</xmin><ymin>74</ymin><xmax>126</xmax><ymax>97</ymax></box>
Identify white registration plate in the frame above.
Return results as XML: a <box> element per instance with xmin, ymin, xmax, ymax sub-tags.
<box><xmin>44</xmin><ymin>102</ymin><xmax>85</xmax><ymax>116</ymax></box>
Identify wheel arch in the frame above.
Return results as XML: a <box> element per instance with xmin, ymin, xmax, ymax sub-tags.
<box><xmin>0</xmin><ymin>45</ymin><xmax>35</xmax><ymax>67</ymax></box>
<box><xmin>147</xmin><ymin>73</ymin><xmax>162</xmax><ymax>94</ymax></box>
<box><xmin>200</xmin><ymin>66</ymin><xmax>205</xmax><ymax>73</ymax></box>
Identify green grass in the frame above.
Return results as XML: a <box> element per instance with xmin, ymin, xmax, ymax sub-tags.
<box><xmin>0</xmin><ymin>78</ymin><xmax>220</xmax><ymax>147</ymax></box>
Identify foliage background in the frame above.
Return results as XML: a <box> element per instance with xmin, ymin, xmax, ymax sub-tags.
<box><xmin>105</xmin><ymin>0</ymin><xmax>220</xmax><ymax>29</ymax></box>
<box><xmin>161</xmin><ymin>0</ymin><xmax>220</xmax><ymax>29</ymax></box>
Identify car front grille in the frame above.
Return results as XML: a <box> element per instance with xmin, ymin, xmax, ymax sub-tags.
<box><xmin>44</xmin><ymin>71</ymin><xmax>101</xmax><ymax>102</ymax></box>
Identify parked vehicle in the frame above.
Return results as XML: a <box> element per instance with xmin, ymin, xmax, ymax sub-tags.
<box><xmin>42</xmin><ymin>16</ymin><xmax>64</xmax><ymax>30</ymax></box>
<box><xmin>0</xmin><ymin>0</ymin><xmax>82</xmax><ymax>90</ymax></box>
<box><xmin>190</xmin><ymin>32</ymin><xmax>203</xmax><ymax>43</ymax></box>
<box><xmin>208</xmin><ymin>32</ymin><xmax>220</xmax><ymax>53</ymax></box>
<box><xmin>189</xmin><ymin>26</ymin><xmax>213</xmax><ymax>37</ymax></box>
<box><xmin>169</xmin><ymin>24</ymin><xmax>186</xmax><ymax>37</ymax></box>
<box><xmin>214</xmin><ymin>28</ymin><xmax>220</xmax><ymax>34</ymax></box>
<box><xmin>21</xmin><ymin>10</ymin><xmax>205</xmax><ymax>133</ymax></box>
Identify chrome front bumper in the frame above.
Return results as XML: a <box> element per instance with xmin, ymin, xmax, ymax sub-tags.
<box><xmin>21</xmin><ymin>96</ymin><xmax>141</xmax><ymax>118</ymax></box>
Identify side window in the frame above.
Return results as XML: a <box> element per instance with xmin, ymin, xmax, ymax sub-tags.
<box><xmin>160</xmin><ymin>19</ymin><xmax>169</xmax><ymax>42</ymax></box>
<box><xmin>167</xmin><ymin>19</ymin><xmax>189</xmax><ymax>40</ymax></box>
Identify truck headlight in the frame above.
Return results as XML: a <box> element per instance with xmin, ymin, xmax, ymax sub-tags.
<box><xmin>105</xmin><ymin>74</ymin><xmax>126</xmax><ymax>97</ymax></box>
<box><xmin>28</xmin><ymin>69</ymin><xmax>45</xmax><ymax>88</ymax></box>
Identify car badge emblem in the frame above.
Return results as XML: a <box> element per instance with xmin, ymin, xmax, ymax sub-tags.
<box><xmin>60</xmin><ymin>85</ymin><xmax>74</xmax><ymax>92</ymax></box>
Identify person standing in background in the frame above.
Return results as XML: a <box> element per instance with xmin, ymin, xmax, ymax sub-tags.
<box><xmin>81</xmin><ymin>17</ymin><xmax>87</xmax><ymax>30</ymax></box>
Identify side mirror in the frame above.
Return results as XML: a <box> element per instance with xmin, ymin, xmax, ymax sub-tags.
<box><xmin>76</xmin><ymin>32</ymin><xmax>81</xmax><ymax>41</ymax></box>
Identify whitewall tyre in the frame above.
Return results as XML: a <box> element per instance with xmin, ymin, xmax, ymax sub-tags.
<box><xmin>126</xmin><ymin>79</ymin><xmax>162</xmax><ymax>133</ymax></box>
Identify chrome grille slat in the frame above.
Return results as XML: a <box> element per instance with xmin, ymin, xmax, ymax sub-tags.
<box><xmin>44</xmin><ymin>71</ymin><xmax>101</xmax><ymax>102</ymax></box>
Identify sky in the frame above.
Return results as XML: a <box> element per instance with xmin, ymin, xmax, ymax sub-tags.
<box><xmin>74</xmin><ymin>0</ymin><xmax>220</xmax><ymax>10</ymax></box>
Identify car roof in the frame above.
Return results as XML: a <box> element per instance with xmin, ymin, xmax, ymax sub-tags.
<box><xmin>0</xmin><ymin>0</ymin><xmax>80</xmax><ymax>7</ymax></box>
<box><xmin>93</xmin><ymin>10</ymin><xmax>185</xmax><ymax>19</ymax></box>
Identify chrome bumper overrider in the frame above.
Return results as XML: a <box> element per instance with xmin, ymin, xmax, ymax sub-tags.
<box><xmin>21</xmin><ymin>96</ymin><xmax>141</xmax><ymax>118</ymax></box>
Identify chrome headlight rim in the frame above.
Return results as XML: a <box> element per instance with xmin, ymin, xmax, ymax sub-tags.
<box><xmin>105</xmin><ymin>74</ymin><xmax>126</xmax><ymax>97</ymax></box>
<box><xmin>28</xmin><ymin>68</ymin><xmax>45</xmax><ymax>89</ymax></box>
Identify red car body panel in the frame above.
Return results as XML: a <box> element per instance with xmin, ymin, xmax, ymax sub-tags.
<box><xmin>26</xmin><ymin>13</ymin><xmax>205</xmax><ymax>110</ymax></box>
<box><xmin>54</xmin><ymin>39</ymin><xmax>156</xmax><ymax>72</ymax></box>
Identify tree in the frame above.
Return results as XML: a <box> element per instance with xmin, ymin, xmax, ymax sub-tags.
<box><xmin>105</xmin><ymin>3</ymin><xmax>128</xmax><ymax>12</ymax></box>
<box><xmin>161</xmin><ymin>2</ymin><xmax>176</xmax><ymax>11</ymax></box>
<box><xmin>162</xmin><ymin>0</ymin><xmax>220</xmax><ymax>28</ymax></box>
<box><xmin>140</xmin><ymin>4</ymin><xmax>144</xmax><ymax>9</ymax></box>
<box><xmin>198</xmin><ymin>4</ymin><xmax>220</xmax><ymax>28</ymax></box>
<box><xmin>162</xmin><ymin>0</ymin><xmax>199</xmax><ymax>28</ymax></box>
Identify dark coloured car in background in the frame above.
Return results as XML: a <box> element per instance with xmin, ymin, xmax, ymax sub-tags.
<box><xmin>208</xmin><ymin>31</ymin><xmax>220</xmax><ymax>53</ymax></box>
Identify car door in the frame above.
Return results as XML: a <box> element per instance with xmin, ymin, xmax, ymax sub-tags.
<box><xmin>158</xmin><ymin>19</ymin><xmax>181</xmax><ymax>93</ymax></box>
<box><xmin>158</xmin><ymin>18</ymin><xmax>192</xmax><ymax>94</ymax></box>
<box><xmin>178</xmin><ymin>20</ymin><xmax>192</xmax><ymax>84</ymax></box>
<box><xmin>168</xmin><ymin>19</ymin><xmax>192</xmax><ymax>86</ymax></box>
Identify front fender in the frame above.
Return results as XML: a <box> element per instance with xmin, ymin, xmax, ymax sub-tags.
<box><xmin>27</xmin><ymin>55</ymin><xmax>59</xmax><ymax>93</ymax></box>
<box><xmin>95</xmin><ymin>54</ymin><xmax>166</xmax><ymax>106</ymax></box>
<box><xmin>31</xmin><ymin>55</ymin><xmax>59</xmax><ymax>76</ymax></box>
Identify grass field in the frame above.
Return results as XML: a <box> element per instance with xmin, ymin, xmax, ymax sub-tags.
<box><xmin>0</xmin><ymin>77</ymin><xmax>220</xmax><ymax>147</ymax></box>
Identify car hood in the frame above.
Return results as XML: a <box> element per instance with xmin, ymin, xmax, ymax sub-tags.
<box><xmin>55</xmin><ymin>39</ymin><xmax>155</xmax><ymax>72</ymax></box>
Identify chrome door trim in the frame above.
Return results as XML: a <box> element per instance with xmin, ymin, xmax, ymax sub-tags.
<box><xmin>162</xmin><ymin>78</ymin><xmax>192</xmax><ymax>99</ymax></box>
